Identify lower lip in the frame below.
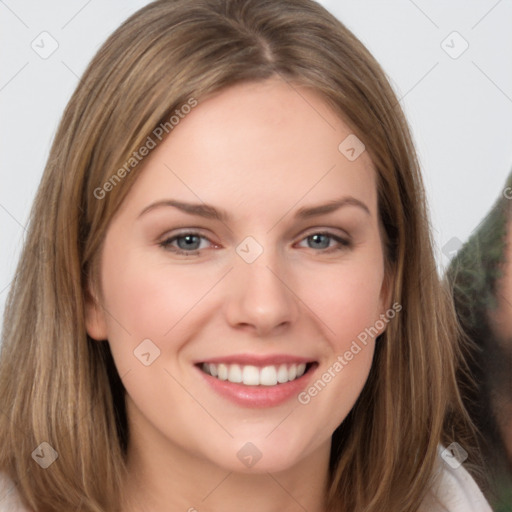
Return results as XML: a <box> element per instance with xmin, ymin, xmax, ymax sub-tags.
<box><xmin>196</xmin><ymin>365</ymin><xmax>317</xmax><ymax>408</ymax></box>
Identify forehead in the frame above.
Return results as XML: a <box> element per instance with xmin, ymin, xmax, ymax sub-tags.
<box><xmin>118</xmin><ymin>78</ymin><xmax>377</xmax><ymax>220</ymax></box>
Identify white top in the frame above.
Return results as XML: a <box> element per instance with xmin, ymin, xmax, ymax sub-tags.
<box><xmin>419</xmin><ymin>447</ymin><xmax>493</xmax><ymax>512</ymax></box>
<box><xmin>0</xmin><ymin>477</ymin><xmax>30</xmax><ymax>512</ymax></box>
<box><xmin>0</xmin><ymin>451</ymin><xmax>493</xmax><ymax>511</ymax></box>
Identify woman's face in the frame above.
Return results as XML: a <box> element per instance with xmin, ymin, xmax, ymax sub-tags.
<box><xmin>86</xmin><ymin>78</ymin><xmax>391</xmax><ymax>474</ymax></box>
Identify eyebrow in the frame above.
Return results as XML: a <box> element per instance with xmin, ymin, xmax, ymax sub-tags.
<box><xmin>138</xmin><ymin>199</ymin><xmax>228</xmax><ymax>221</ymax></box>
<box><xmin>295</xmin><ymin>197</ymin><xmax>370</xmax><ymax>218</ymax></box>
<box><xmin>137</xmin><ymin>197</ymin><xmax>371</xmax><ymax>221</ymax></box>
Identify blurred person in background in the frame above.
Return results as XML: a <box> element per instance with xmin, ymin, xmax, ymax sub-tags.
<box><xmin>448</xmin><ymin>170</ymin><xmax>512</xmax><ymax>512</ymax></box>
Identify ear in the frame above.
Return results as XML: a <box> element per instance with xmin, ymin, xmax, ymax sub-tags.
<box><xmin>84</xmin><ymin>281</ymin><xmax>108</xmax><ymax>341</ymax></box>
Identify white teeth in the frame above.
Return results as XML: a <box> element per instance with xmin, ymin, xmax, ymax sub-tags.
<box><xmin>260</xmin><ymin>365</ymin><xmax>277</xmax><ymax>386</ymax></box>
<box><xmin>201</xmin><ymin>362</ymin><xmax>310</xmax><ymax>386</ymax></box>
<box><xmin>242</xmin><ymin>365</ymin><xmax>260</xmax><ymax>385</ymax></box>
<box><xmin>228</xmin><ymin>364</ymin><xmax>242</xmax><ymax>383</ymax></box>
<box><xmin>217</xmin><ymin>363</ymin><xmax>228</xmax><ymax>381</ymax></box>
<box><xmin>277</xmin><ymin>364</ymin><xmax>289</xmax><ymax>383</ymax></box>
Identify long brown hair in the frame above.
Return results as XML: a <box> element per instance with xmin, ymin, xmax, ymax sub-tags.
<box><xmin>0</xmin><ymin>1</ymin><xmax>479</xmax><ymax>510</ymax></box>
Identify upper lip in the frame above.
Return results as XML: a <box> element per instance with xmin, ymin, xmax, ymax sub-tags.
<box><xmin>195</xmin><ymin>354</ymin><xmax>316</xmax><ymax>367</ymax></box>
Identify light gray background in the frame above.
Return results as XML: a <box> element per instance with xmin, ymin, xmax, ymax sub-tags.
<box><xmin>1</xmin><ymin>0</ymin><xmax>512</xmax><ymax>332</ymax></box>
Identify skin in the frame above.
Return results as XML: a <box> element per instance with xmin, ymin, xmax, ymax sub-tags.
<box><xmin>86</xmin><ymin>78</ymin><xmax>391</xmax><ymax>512</ymax></box>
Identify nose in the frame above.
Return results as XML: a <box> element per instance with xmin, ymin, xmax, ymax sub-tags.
<box><xmin>223</xmin><ymin>250</ymin><xmax>299</xmax><ymax>337</ymax></box>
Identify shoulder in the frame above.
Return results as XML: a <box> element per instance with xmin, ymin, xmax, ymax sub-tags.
<box><xmin>419</xmin><ymin>446</ymin><xmax>493</xmax><ymax>512</ymax></box>
<box><xmin>0</xmin><ymin>473</ymin><xmax>30</xmax><ymax>512</ymax></box>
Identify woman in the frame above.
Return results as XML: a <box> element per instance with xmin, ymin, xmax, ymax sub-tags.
<box><xmin>0</xmin><ymin>0</ymin><xmax>492</xmax><ymax>510</ymax></box>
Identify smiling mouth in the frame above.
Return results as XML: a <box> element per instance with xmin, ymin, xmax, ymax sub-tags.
<box><xmin>198</xmin><ymin>362</ymin><xmax>317</xmax><ymax>386</ymax></box>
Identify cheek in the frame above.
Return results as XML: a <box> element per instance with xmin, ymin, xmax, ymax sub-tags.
<box><xmin>293</xmin><ymin>263</ymin><xmax>384</xmax><ymax>435</ymax></box>
<box><xmin>97</xmin><ymin>236</ymin><xmax>225</xmax><ymax>380</ymax></box>
<box><xmin>100</xmin><ymin>247</ymin><xmax>213</xmax><ymax>338</ymax></box>
<box><xmin>298</xmin><ymin>257</ymin><xmax>386</xmax><ymax>351</ymax></box>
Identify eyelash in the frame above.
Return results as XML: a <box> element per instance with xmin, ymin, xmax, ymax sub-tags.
<box><xmin>158</xmin><ymin>230</ymin><xmax>352</xmax><ymax>256</ymax></box>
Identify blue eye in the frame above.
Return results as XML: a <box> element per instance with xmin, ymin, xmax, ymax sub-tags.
<box><xmin>159</xmin><ymin>232</ymin><xmax>211</xmax><ymax>255</ymax></box>
<box><xmin>298</xmin><ymin>232</ymin><xmax>351</xmax><ymax>252</ymax></box>
<box><xmin>307</xmin><ymin>233</ymin><xmax>331</xmax><ymax>249</ymax></box>
<box><xmin>175</xmin><ymin>234</ymin><xmax>202</xmax><ymax>250</ymax></box>
<box><xmin>159</xmin><ymin>230</ymin><xmax>351</xmax><ymax>257</ymax></box>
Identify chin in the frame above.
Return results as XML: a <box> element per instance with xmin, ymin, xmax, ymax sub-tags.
<box><xmin>203</xmin><ymin>432</ymin><xmax>322</xmax><ymax>475</ymax></box>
